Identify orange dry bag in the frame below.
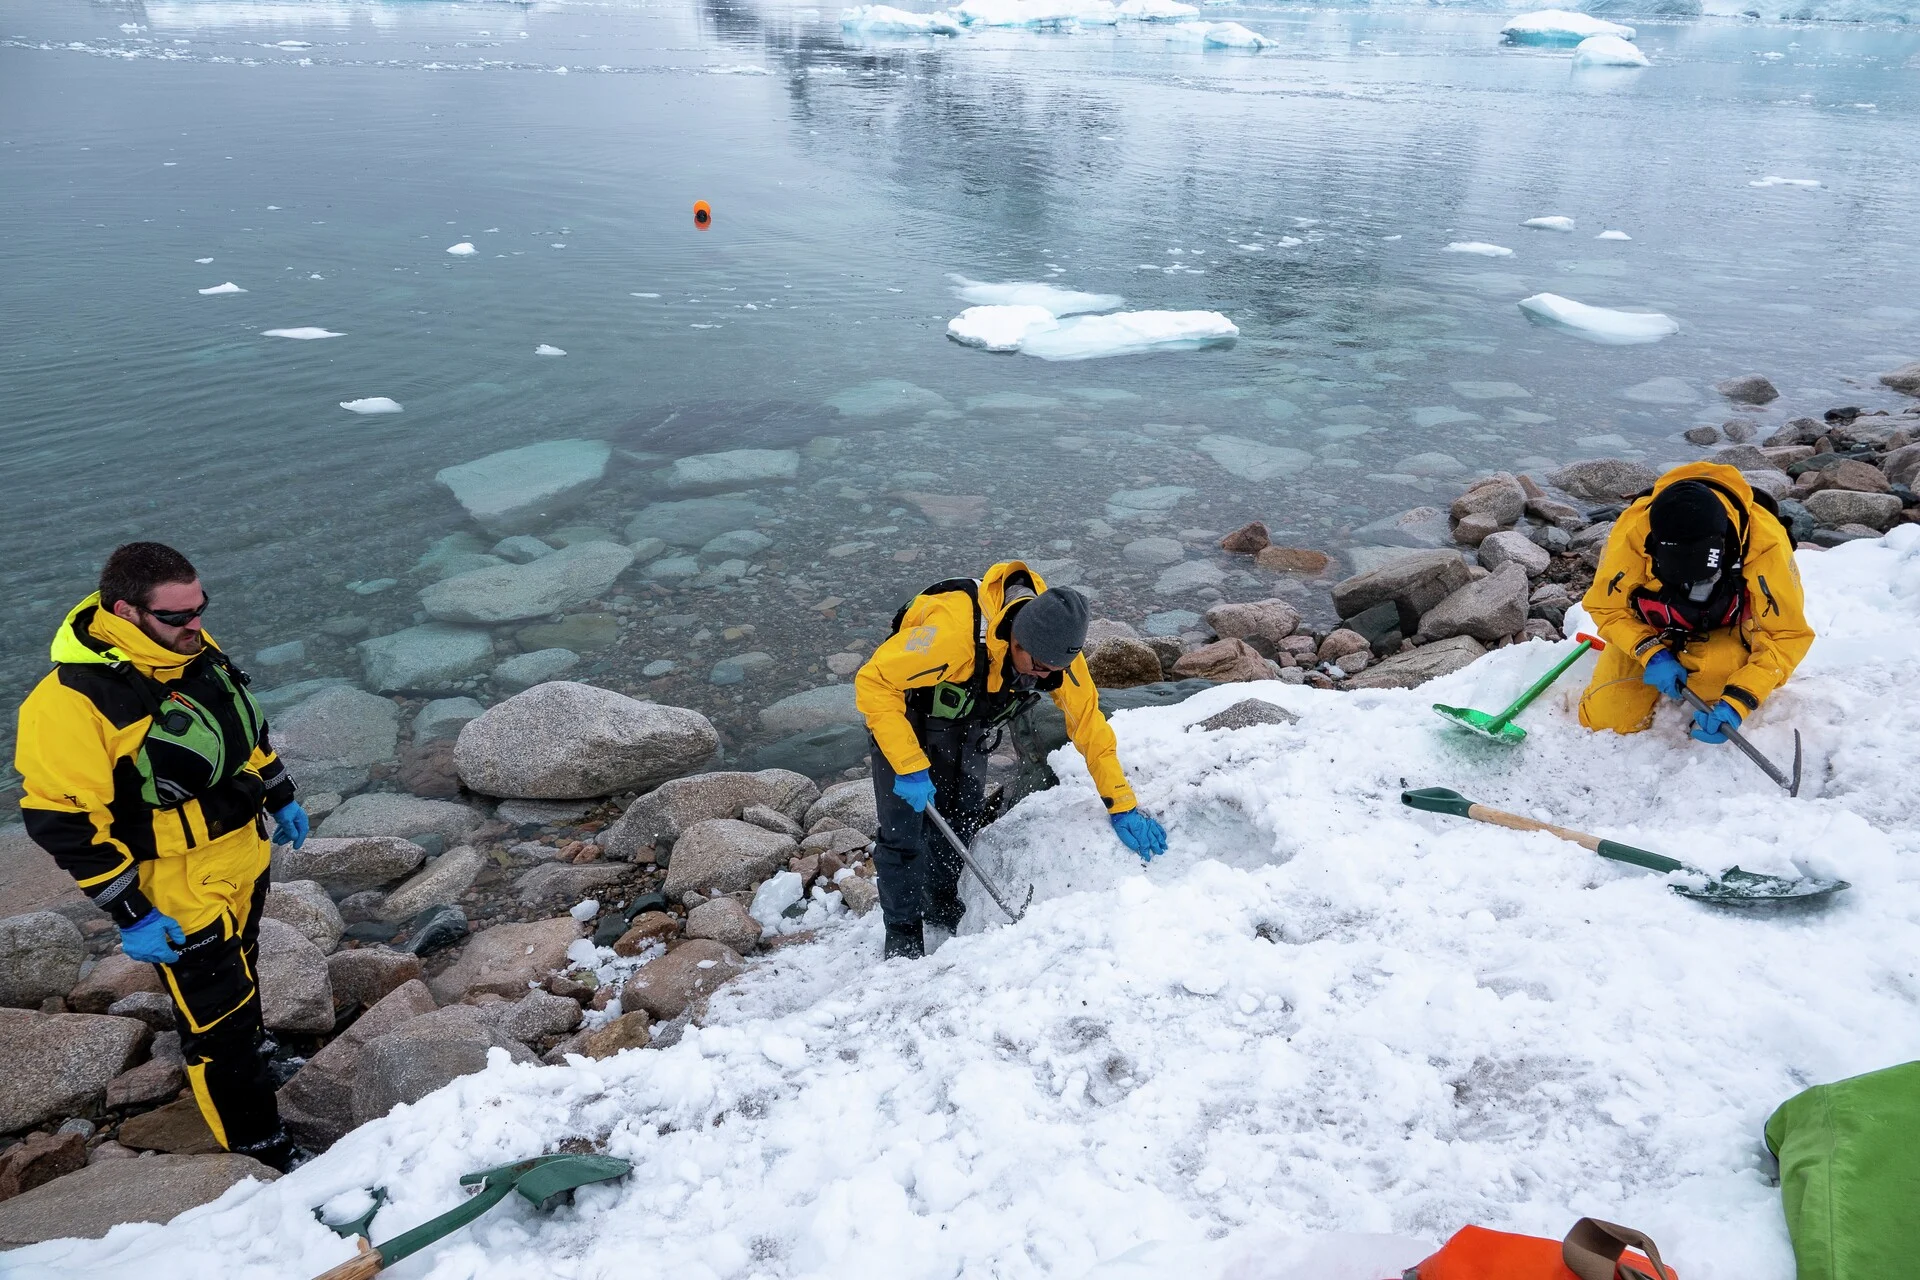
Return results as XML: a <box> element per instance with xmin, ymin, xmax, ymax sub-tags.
<box><xmin>1408</xmin><ymin>1218</ymin><xmax>1677</xmax><ymax>1280</ymax></box>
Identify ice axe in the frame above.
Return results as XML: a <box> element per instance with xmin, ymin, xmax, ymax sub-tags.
<box><xmin>1432</xmin><ymin>632</ymin><xmax>1605</xmax><ymax>745</ymax></box>
<box><xmin>1679</xmin><ymin>686</ymin><xmax>1803</xmax><ymax>797</ymax></box>
<box><xmin>1400</xmin><ymin>787</ymin><xmax>1847</xmax><ymax>906</ymax></box>
<box><xmin>927</xmin><ymin>803</ymin><xmax>1033</xmax><ymax>922</ymax></box>
<box><xmin>311</xmin><ymin>1154</ymin><xmax>631</xmax><ymax>1280</ymax></box>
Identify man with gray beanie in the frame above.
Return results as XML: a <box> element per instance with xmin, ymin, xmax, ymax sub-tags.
<box><xmin>855</xmin><ymin>560</ymin><xmax>1167</xmax><ymax>959</ymax></box>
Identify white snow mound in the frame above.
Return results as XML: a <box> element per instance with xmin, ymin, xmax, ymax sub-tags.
<box><xmin>1443</xmin><ymin>242</ymin><xmax>1513</xmax><ymax>257</ymax></box>
<box><xmin>21</xmin><ymin>528</ymin><xmax>1920</xmax><ymax>1280</ymax></box>
<box><xmin>1572</xmin><ymin>33</ymin><xmax>1648</xmax><ymax>66</ymax></box>
<box><xmin>1518</xmin><ymin>292</ymin><xmax>1678</xmax><ymax>344</ymax></box>
<box><xmin>339</xmin><ymin>397</ymin><xmax>404</xmax><ymax>414</ymax></box>
<box><xmin>1501</xmin><ymin>8</ymin><xmax>1635</xmax><ymax>43</ymax></box>
<box><xmin>839</xmin><ymin>5</ymin><xmax>964</xmax><ymax>33</ymax></box>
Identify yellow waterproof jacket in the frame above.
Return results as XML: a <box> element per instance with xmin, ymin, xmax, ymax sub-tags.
<box><xmin>15</xmin><ymin>595</ymin><xmax>294</xmax><ymax>929</ymax></box>
<box><xmin>1582</xmin><ymin>462</ymin><xmax>1814</xmax><ymax>712</ymax></box>
<box><xmin>856</xmin><ymin>561</ymin><xmax>1138</xmax><ymax>814</ymax></box>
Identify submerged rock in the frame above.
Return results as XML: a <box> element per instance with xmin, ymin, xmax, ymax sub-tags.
<box><xmin>358</xmin><ymin>625</ymin><xmax>495</xmax><ymax>696</ymax></box>
<box><xmin>435</xmin><ymin>439</ymin><xmax>611</xmax><ymax>536</ymax></box>
<box><xmin>420</xmin><ymin>542</ymin><xmax>635</xmax><ymax>625</ymax></box>
<box><xmin>274</xmin><ymin>685</ymin><xmax>402</xmax><ymax>794</ymax></box>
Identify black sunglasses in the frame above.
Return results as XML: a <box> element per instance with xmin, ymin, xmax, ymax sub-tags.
<box><xmin>144</xmin><ymin>593</ymin><xmax>210</xmax><ymax>627</ymax></box>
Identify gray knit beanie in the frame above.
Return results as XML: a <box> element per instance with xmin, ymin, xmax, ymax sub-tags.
<box><xmin>1010</xmin><ymin>587</ymin><xmax>1090</xmax><ymax>668</ymax></box>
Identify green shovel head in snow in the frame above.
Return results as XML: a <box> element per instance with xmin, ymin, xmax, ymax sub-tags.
<box><xmin>1431</xmin><ymin>703</ymin><xmax>1530</xmax><ymax>744</ymax></box>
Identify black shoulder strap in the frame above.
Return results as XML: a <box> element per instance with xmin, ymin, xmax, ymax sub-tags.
<box><xmin>890</xmin><ymin>577</ymin><xmax>993</xmax><ymax>708</ymax></box>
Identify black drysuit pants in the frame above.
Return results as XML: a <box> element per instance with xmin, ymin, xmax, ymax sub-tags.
<box><xmin>869</xmin><ymin>718</ymin><xmax>993</xmax><ymax>931</ymax></box>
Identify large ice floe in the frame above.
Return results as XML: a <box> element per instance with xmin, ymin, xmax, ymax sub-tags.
<box><xmin>19</xmin><ymin>528</ymin><xmax>1920</xmax><ymax>1280</ymax></box>
<box><xmin>839</xmin><ymin>4</ymin><xmax>964</xmax><ymax>33</ymax></box>
<box><xmin>1517</xmin><ymin>291</ymin><xmax>1678</xmax><ymax>344</ymax></box>
<box><xmin>1500</xmin><ymin>8</ymin><xmax>1635</xmax><ymax>44</ymax></box>
<box><xmin>1572</xmin><ymin>34</ymin><xmax>1649</xmax><ymax>66</ymax></box>
<box><xmin>1164</xmin><ymin>18</ymin><xmax>1275</xmax><ymax>46</ymax></box>
<box><xmin>946</xmin><ymin>278</ymin><xmax>1237</xmax><ymax>359</ymax></box>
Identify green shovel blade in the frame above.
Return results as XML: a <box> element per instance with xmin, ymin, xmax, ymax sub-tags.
<box><xmin>1432</xmin><ymin>703</ymin><xmax>1529</xmax><ymax>744</ymax></box>
<box><xmin>1670</xmin><ymin>866</ymin><xmax>1852</xmax><ymax>907</ymax></box>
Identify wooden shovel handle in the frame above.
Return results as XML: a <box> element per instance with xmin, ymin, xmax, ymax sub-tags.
<box><xmin>1465</xmin><ymin>803</ymin><xmax>1604</xmax><ymax>854</ymax></box>
<box><xmin>312</xmin><ymin>1237</ymin><xmax>384</xmax><ymax>1280</ymax></box>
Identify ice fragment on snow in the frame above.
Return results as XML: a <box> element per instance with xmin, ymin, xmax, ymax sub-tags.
<box><xmin>446</xmin><ymin>242</ymin><xmax>477</xmax><ymax>255</ymax></box>
<box><xmin>262</xmin><ymin>327</ymin><xmax>344</xmax><ymax>339</ymax></box>
<box><xmin>1500</xmin><ymin>9</ymin><xmax>1633</xmax><ymax>43</ymax></box>
<box><xmin>1750</xmin><ymin>176</ymin><xmax>1821</xmax><ymax>188</ymax></box>
<box><xmin>339</xmin><ymin>397</ymin><xmax>404</xmax><ymax>414</ymax></box>
<box><xmin>1573</xmin><ymin>34</ymin><xmax>1648</xmax><ymax>66</ymax></box>
<box><xmin>198</xmin><ymin>282</ymin><xmax>246</xmax><ymax>295</ymax></box>
<box><xmin>946</xmin><ymin>274</ymin><xmax>1122</xmax><ymax>316</ymax></box>
<box><xmin>1521</xmin><ymin>216</ymin><xmax>1575</xmax><ymax>232</ymax></box>
<box><xmin>839</xmin><ymin>5</ymin><xmax>964</xmax><ymax>33</ymax></box>
<box><xmin>1444</xmin><ymin>242</ymin><xmax>1513</xmax><ymax>257</ymax></box>
<box><xmin>570</xmin><ymin>899</ymin><xmax>599</xmax><ymax>922</ymax></box>
<box><xmin>536</xmin><ymin>344</ymin><xmax>567</xmax><ymax>356</ymax></box>
<box><xmin>1517</xmin><ymin>293</ymin><xmax>1677</xmax><ymax>345</ymax></box>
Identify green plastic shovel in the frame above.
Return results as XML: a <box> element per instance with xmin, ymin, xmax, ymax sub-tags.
<box><xmin>1400</xmin><ymin>786</ymin><xmax>1848</xmax><ymax>906</ymax></box>
<box><xmin>313</xmin><ymin>1154</ymin><xmax>631</xmax><ymax>1280</ymax></box>
<box><xmin>1432</xmin><ymin>631</ymin><xmax>1605</xmax><ymax>745</ymax></box>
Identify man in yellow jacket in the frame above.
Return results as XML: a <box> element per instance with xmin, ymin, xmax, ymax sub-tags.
<box><xmin>15</xmin><ymin>543</ymin><xmax>310</xmax><ymax>1170</ymax></box>
<box><xmin>856</xmin><ymin>561</ymin><xmax>1166</xmax><ymax>958</ymax></box>
<box><xmin>1579</xmin><ymin>462</ymin><xmax>1814</xmax><ymax>740</ymax></box>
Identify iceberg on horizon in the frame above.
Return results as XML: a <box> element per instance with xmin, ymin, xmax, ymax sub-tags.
<box><xmin>1518</xmin><ymin>292</ymin><xmax>1677</xmax><ymax>345</ymax></box>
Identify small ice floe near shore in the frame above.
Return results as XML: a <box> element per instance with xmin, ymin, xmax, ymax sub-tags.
<box><xmin>1444</xmin><ymin>241</ymin><xmax>1513</xmax><ymax>257</ymax></box>
<box><xmin>447</xmin><ymin>242</ymin><xmax>477</xmax><ymax>255</ymax></box>
<box><xmin>340</xmin><ymin>397</ymin><xmax>404</xmax><ymax>414</ymax></box>
<box><xmin>198</xmin><ymin>282</ymin><xmax>246</xmax><ymax>295</ymax></box>
<box><xmin>262</xmin><ymin>327</ymin><xmax>343</xmax><ymax>339</ymax></box>
<box><xmin>1517</xmin><ymin>292</ymin><xmax>1677</xmax><ymax>344</ymax></box>
<box><xmin>1501</xmin><ymin>9</ymin><xmax>1633</xmax><ymax>44</ymax></box>
<box><xmin>949</xmin><ymin>304</ymin><xmax>1237</xmax><ymax>359</ymax></box>
<box><xmin>1572</xmin><ymin>34</ymin><xmax>1647</xmax><ymax>66</ymax></box>
<box><xmin>947</xmin><ymin>273</ymin><xmax>1121</xmax><ymax>314</ymax></box>
<box><xmin>1751</xmin><ymin>175</ymin><xmax>1821</xmax><ymax>188</ymax></box>
<box><xmin>1521</xmin><ymin>215</ymin><xmax>1575</xmax><ymax>232</ymax></box>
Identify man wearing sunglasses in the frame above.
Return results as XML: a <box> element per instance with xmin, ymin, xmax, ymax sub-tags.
<box><xmin>15</xmin><ymin>542</ymin><xmax>310</xmax><ymax>1171</ymax></box>
<box><xmin>1578</xmin><ymin>462</ymin><xmax>1814</xmax><ymax>741</ymax></box>
<box><xmin>856</xmin><ymin>560</ymin><xmax>1167</xmax><ymax>959</ymax></box>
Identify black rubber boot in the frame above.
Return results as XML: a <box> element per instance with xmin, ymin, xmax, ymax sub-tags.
<box><xmin>883</xmin><ymin>921</ymin><xmax>925</xmax><ymax>960</ymax></box>
<box><xmin>234</xmin><ymin>1128</ymin><xmax>312</xmax><ymax>1174</ymax></box>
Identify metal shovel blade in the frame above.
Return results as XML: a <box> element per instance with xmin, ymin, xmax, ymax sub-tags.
<box><xmin>1669</xmin><ymin>865</ymin><xmax>1850</xmax><ymax>907</ymax></box>
<box><xmin>1432</xmin><ymin>703</ymin><xmax>1529</xmax><ymax>744</ymax></box>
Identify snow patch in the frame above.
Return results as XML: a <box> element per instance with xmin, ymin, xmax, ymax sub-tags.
<box><xmin>339</xmin><ymin>397</ymin><xmax>404</xmax><ymax>414</ymax></box>
<box><xmin>1443</xmin><ymin>242</ymin><xmax>1513</xmax><ymax>257</ymax></box>
<box><xmin>1572</xmin><ymin>34</ymin><xmax>1648</xmax><ymax>66</ymax></box>
<box><xmin>1517</xmin><ymin>292</ymin><xmax>1678</xmax><ymax>344</ymax></box>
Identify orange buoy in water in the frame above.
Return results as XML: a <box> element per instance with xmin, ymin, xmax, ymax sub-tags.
<box><xmin>693</xmin><ymin>201</ymin><xmax>712</xmax><ymax>230</ymax></box>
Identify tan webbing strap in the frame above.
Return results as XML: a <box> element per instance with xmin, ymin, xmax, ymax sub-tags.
<box><xmin>1562</xmin><ymin>1217</ymin><xmax>1675</xmax><ymax>1280</ymax></box>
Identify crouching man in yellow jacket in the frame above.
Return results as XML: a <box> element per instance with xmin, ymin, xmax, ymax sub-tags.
<box><xmin>855</xmin><ymin>561</ymin><xmax>1166</xmax><ymax>959</ymax></box>
<box><xmin>1579</xmin><ymin>462</ymin><xmax>1814</xmax><ymax>741</ymax></box>
<box><xmin>15</xmin><ymin>543</ymin><xmax>310</xmax><ymax>1170</ymax></box>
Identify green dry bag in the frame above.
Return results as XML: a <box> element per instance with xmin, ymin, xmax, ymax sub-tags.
<box><xmin>1763</xmin><ymin>1060</ymin><xmax>1920</xmax><ymax>1280</ymax></box>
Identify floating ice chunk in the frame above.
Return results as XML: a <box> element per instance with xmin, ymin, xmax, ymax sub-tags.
<box><xmin>1596</xmin><ymin>230</ymin><xmax>1632</xmax><ymax>240</ymax></box>
<box><xmin>262</xmin><ymin>327</ymin><xmax>344</xmax><ymax>340</ymax></box>
<box><xmin>1166</xmin><ymin>19</ymin><xmax>1274</xmax><ymax>46</ymax></box>
<box><xmin>1115</xmin><ymin>0</ymin><xmax>1199</xmax><ymax>18</ymax></box>
<box><xmin>955</xmin><ymin>0</ymin><xmax>1115</xmax><ymax>25</ymax></box>
<box><xmin>446</xmin><ymin>242</ymin><xmax>477</xmax><ymax>255</ymax></box>
<box><xmin>339</xmin><ymin>396</ymin><xmax>404</xmax><ymax>413</ymax></box>
<box><xmin>1021</xmin><ymin>310</ymin><xmax>1238</xmax><ymax>360</ymax></box>
<box><xmin>1517</xmin><ymin>292</ymin><xmax>1677</xmax><ymax>345</ymax></box>
<box><xmin>1573</xmin><ymin>34</ymin><xmax>1648</xmax><ymax>66</ymax></box>
<box><xmin>194</xmin><ymin>257</ymin><xmax>213</xmax><ymax>264</ymax></box>
<box><xmin>631</xmin><ymin>292</ymin><xmax>660</xmax><ymax>298</ymax></box>
<box><xmin>840</xmin><ymin>5</ymin><xmax>964</xmax><ymax>32</ymax></box>
<box><xmin>947</xmin><ymin>304</ymin><xmax>1058</xmax><ymax>352</ymax></box>
<box><xmin>1750</xmin><ymin>176</ymin><xmax>1821</xmax><ymax>188</ymax></box>
<box><xmin>197</xmin><ymin>282</ymin><xmax>246</xmax><ymax>295</ymax></box>
<box><xmin>1444</xmin><ymin>242</ymin><xmax>1513</xmax><ymax>257</ymax></box>
<box><xmin>1522</xmin><ymin>216</ymin><xmax>1575</xmax><ymax>232</ymax></box>
<box><xmin>535</xmin><ymin>343</ymin><xmax>567</xmax><ymax>356</ymax></box>
<box><xmin>1500</xmin><ymin>9</ymin><xmax>1633</xmax><ymax>44</ymax></box>
<box><xmin>270</xmin><ymin>40</ymin><xmax>311</xmax><ymax>49</ymax></box>
<box><xmin>947</xmin><ymin>274</ymin><xmax>1122</xmax><ymax>316</ymax></box>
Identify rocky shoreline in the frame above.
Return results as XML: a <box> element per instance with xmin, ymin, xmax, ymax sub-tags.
<box><xmin>3</xmin><ymin>365</ymin><xmax>1918</xmax><ymax>1244</ymax></box>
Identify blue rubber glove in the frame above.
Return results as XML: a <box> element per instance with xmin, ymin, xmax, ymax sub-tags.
<box><xmin>121</xmin><ymin>909</ymin><xmax>186</xmax><ymax>965</ymax></box>
<box><xmin>1111</xmin><ymin>809</ymin><xmax>1168</xmax><ymax>862</ymax></box>
<box><xmin>892</xmin><ymin>770</ymin><xmax>936</xmax><ymax>814</ymax></box>
<box><xmin>1690</xmin><ymin>699</ymin><xmax>1744</xmax><ymax>745</ymax></box>
<box><xmin>1642</xmin><ymin>650</ymin><xmax>1689</xmax><ymax>700</ymax></box>
<box><xmin>270</xmin><ymin>800</ymin><xmax>309</xmax><ymax>849</ymax></box>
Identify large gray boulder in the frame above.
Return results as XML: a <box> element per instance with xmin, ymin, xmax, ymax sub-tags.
<box><xmin>620</xmin><ymin>940</ymin><xmax>744</xmax><ymax>1020</ymax></box>
<box><xmin>1345</xmin><ymin>635</ymin><xmax>1489</xmax><ymax>690</ymax></box>
<box><xmin>495</xmin><ymin>989</ymin><xmax>582</xmax><ymax>1044</ymax></box>
<box><xmin>358</xmin><ymin>624</ymin><xmax>496</xmax><ymax>695</ymax></box>
<box><xmin>0</xmin><ymin>911</ymin><xmax>86</xmax><ymax>1009</ymax></box>
<box><xmin>324</xmin><ymin>947</ymin><xmax>423</xmax><ymax>1011</ymax></box>
<box><xmin>1549</xmin><ymin>459</ymin><xmax>1661</xmax><ymax>502</ymax></box>
<box><xmin>1802</xmin><ymin>489</ymin><xmax>1902</xmax><ymax>531</ymax></box>
<box><xmin>274</xmin><ymin>835</ymin><xmax>425</xmax><ymax>894</ymax></box>
<box><xmin>454</xmin><ymin>682</ymin><xmax>718</xmax><ymax>800</ymax></box>
<box><xmin>317</xmin><ymin>793</ymin><xmax>482</xmax><ymax>844</ymax></box>
<box><xmin>514</xmin><ymin>861</ymin><xmax>631</xmax><ymax>906</ymax></box>
<box><xmin>1450</xmin><ymin>474</ymin><xmax>1526</xmax><ymax>528</ymax></box>
<box><xmin>1476</xmin><ymin>529</ymin><xmax>1551</xmax><ymax>576</ymax></box>
<box><xmin>378</xmin><ymin>846</ymin><xmax>487</xmax><ymax>921</ymax></box>
<box><xmin>67</xmin><ymin>951</ymin><xmax>163</xmax><ymax>1013</ymax></box>
<box><xmin>1203</xmin><ymin>599</ymin><xmax>1302</xmax><ymax>648</ymax></box>
<box><xmin>0</xmin><ymin>1154</ymin><xmax>279</xmax><ymax>1248</ymax></box>
<box><xmin>278</xmin><ymin>978</ymin><xmax>437</xmax><ymax>1149</ymax></box>
<box><xmin>257</xmin><ymin>917</ymin><xmax>336</xmax><ymax>1034</ymax></box>
<box><xmin>601</xmin><ymin>770</ymin><xmax>820</xmax><ymax>859</ymax></box>
<box><xmin>352</xmin><ymin>1007</ymin><xmax>537</xmax><ymax>1125</ymax></box>
<box><xmin>804</xmin><ymin>779</ymin><xmax>880</xmax><ymax>840</ymax></box>
<box><xmin>419</xmin><ymin>542</ymin><xmax>636</xmax><ymax>625</ymax></box>
<box><xmin>684</xmin><ymin>897</ymin><xmax>763</xmax><ymax>952</ymax></box>
<box><xmin>435</xmin><ymin>439</ymin><xmax>611</xmax><ymax>537</ymax></box>
<box><xmin>1876</xmin><ymin>360</ymin><xmax>1920</xmax><ymax>395</ymax></box>
<box><xmin>661</xmin><ymin>820</ymin><xmax>798</xmax><ymax>897</ymax></box>
<box><xmin>273</xmin><ymin>685</ymin><xmax>401</xmax><ymax>794</ymax></box>
<box><xmin>0</xmin><ymin>1009</ymin><xmax>149</xmax><ymax>1132</ymax></box>
<box><xmin>1330</xmin><ymin>550</ymin><xmax>1472</xmax><ymax>624</ymax></box>
<box><xmin>625</xmin><ymin>498</ymin><xmax>775</xmax><ymax>548</ymax></box>
<box><xmin>757</xmin><ymin>685</ymin><xmax>862</xmax><ymax>737</ymax></box>
<box><xmin>661</xmin><ymin>448</ymin><xmax>799</xmax><ymax>494</ymax></box>
<box><xmin>1416</xmin><ymin>563</ymin><xmax>1531</xmax><ymax>643</ymax></box>
<box><xmin>262</xmin><ymin>880</ymin><xmax>345</xmax><ymax>954</ymax></box>
<box><xmin>428</xmin><ymin>916</ymin><xmax>583</xmax><ymax>1003</ymax></box>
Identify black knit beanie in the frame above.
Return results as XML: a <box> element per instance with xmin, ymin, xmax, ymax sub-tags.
<box><xmin>1010</xmin><ymin>587</ymin><xmax>1090</xmax><ymax>668</ymax></box>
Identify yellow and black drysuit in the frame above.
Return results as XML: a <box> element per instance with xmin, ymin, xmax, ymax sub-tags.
<box><xmin>855</xmin><ymin>561</ymin><xmax>1137</xmax><ymax>930</ymax></box>
<box><xmin>1579</xmin><ymin>462</ymin><xmax>1815</xmax><ymax>733</ymax></box>
<box><xmin>16</xmin><ymin>595</ymin><xmax>295</xmax><ymax>1152</ymax></box>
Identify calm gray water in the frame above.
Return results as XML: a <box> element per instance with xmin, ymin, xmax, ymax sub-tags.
<box><xmin>3</xmin><ymin>0</ymin><xmax>1917</xmax><ymax>769</ymax></box>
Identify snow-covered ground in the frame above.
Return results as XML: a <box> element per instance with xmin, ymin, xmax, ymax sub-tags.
<box><xmin>18</xmin><ymin>529</ymin><xmax>1920</xmax><ymax>1280</ymax></box>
